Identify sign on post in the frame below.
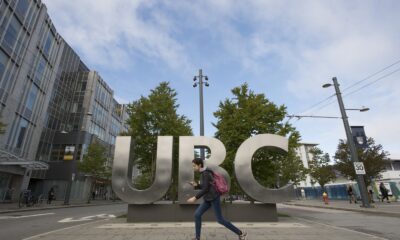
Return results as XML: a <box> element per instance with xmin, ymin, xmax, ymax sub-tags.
<box><xmin>64</xmin><ymin>146</ymin><xmax>75</xmax><ymax>160</ymax></box>
<box><xmin>354</xmin><ymin>162</ymin><xmax>366</xmax><ymax>175</ymax></box>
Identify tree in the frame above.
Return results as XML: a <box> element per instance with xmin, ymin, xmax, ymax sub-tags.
<box><xmin>126</xmin><ymin>82</ymin><xmax>193</xmax><ymax>200</ymax></box>
<box><xmin>334</xmin><ymin>137</ymin><xmax>389</xmax><ymax>186</ymax></box>
<box><xmin>308</xmin><ymin>147</ymin><xmax>336</xmax><ymax>191</ymax></box>
<box><xmin>78</xmin><ymin>142</ymin><xmax>110</xmax><ymax>203</ymax></box>
<box><xmin>213</xmin><ymin>83</ymin><xmax>307</xmax><ymax>196</ymax></box>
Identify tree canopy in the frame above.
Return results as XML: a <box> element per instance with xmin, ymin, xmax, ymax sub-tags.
<box><xmin>126</xmin><ymin>82</ymin><xmax>193</xmax><ymax>196</ymax></box>
<box><xmin>213</xmin><ymin>83</ymin><xmax>307</xmax><ymax>194</ymax></box>
<box><xmin>334</xmin><ymin>137</ymin><xmax>389</xmax><ymax>185</ymax></box>
<box><xmin>78</xmin><ymin>142</ymin><xmax>110</xmax><ymax>180</ymax></box>
<box><xmin>308</xmin><ymin>147</ymin><xmax>336</xmax><ymax>190</ymax></box>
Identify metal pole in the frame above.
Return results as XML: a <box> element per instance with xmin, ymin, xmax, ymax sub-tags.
<box><xmin>332</xmin><ymin>77</ymin><xmax>370</xmax><ymax>208</ymax></box>
<box><xmin>198</xmin><ymin>69</ymin><xmax>205</xmax><ymax>160</ymax></box>
<box><xmin>63</xmin><ymin>160</ymin><xmax>73</xmax><ymax>205</ymax></box>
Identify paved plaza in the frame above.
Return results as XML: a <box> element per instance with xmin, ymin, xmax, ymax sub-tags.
<box><xmin>22</xmin><ymin>216</ymin><xmax>389</xmax><ymax>240</ymax></box>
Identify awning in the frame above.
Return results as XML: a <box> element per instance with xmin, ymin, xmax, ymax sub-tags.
<box><xmin>0</xmin><ymin>149</ymin><xmax>49</xmax><ymax>170</ymax></box>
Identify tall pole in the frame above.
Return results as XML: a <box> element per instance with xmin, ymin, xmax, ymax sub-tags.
<box><xmin>332</xmin><ymin>77</ymin><xmax>370</xmax><ymax>208</ymax></box>
<box><xmin>198</xmin><ymin>69</ymin><xmax>205</xmax><ymax>160</ymax></box>
<box><xmin>194</xmin><ymin>69</ymin><xmax>208</xmax><ymax>160</ymax></box>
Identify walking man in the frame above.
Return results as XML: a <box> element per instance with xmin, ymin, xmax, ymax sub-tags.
<box><xmin>187</xmin><ymin>158</ymin><xmax>247</xmax><ymax>240</ymax></box>
<box><xmin>47</xmin><ymin>187</ymin><xmax>55</xmax><ymax>204</ymax></box>
<box><xmin>379</xmin><ymin>183</ymin><xmax>390</xmax><ymax>203</ymax></box>
<box><xmin>347</xmin><ymin>185</ymin><xmax>357</xmax><ymax>204</ymax></box>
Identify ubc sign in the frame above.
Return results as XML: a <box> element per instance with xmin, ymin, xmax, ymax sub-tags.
<box><xmin>112</xmin><ymin>134</ymin><xmax>294</xmax><ymax>204</ymax></box>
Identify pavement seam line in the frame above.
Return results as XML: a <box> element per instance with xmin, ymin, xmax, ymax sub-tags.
<box><xmin>21</xmin><ymin>218</ymin><xmax>110</xmax><ymax>240</ymax></box>
<box><xmin>292</xmin><ymin>216</ymin><xmax>389</xmax><ymax>240</ymax></box>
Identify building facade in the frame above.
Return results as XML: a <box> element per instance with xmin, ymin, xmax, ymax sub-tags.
<box><xmin>296</xmin><ymin>142</ymin><xmax>318</xmax><ymax>188</ymax></box>
<box><xmin>0</xmin><ymin>0</ymin><xmax>64</xmax><ymax>202</ymax></box>
<box><xmin>295</xmin><ymin>141</ymin><xmax>400</xmax><ymax>201</ymax></box>
<box><xmin>0</xmin><ymin>0</ymin><xmax>129</xmax><ymax>202</ymax></box>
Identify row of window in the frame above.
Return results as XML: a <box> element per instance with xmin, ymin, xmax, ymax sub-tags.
<box><xmin>95</xmin><ymin>82</ymin><xmax>112</xmax><ymax>109</ymax></box>
<box><xmin>92</xmin><ymin>101</ymin><xmax>109</xmax><ymax>129</ymax></box>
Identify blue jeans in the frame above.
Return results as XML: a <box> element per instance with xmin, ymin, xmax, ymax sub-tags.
<box><xmin>194</xmin><ymin>196</ymin><xmax>242</xmax><ymax>239</ymax></box>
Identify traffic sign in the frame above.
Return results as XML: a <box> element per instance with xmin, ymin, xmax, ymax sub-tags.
<box><xmin>354</xmin><ymin>162</ymin><xmax>366</xmax><ymax>175</ymax></box>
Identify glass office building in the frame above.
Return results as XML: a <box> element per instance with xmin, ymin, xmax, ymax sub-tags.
<box><xmin>0</xmin><ymin>0</ymin><xmax>129</xmax><ymax>202</ymax></box>
<box><xmin>0</xmin><ymin>0</ymin><xmax>64</xmax><ymax>201</ymax></box>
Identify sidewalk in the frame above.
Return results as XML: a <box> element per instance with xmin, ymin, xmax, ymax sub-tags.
<box><xmin>22</xmin><ymin>217</ymin><xmax>388</xmax><ymax>240</ymax></box>
<box><xmin>283</xmin><ymin>199</ymin><xmax>400</xmax><ymax>217</ymax></box>
<box><xmin>0</xmin><ymin>199</ymin><xmax>124</xmax><ymax>214</ymax></box>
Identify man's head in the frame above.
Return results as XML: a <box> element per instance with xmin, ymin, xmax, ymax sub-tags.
<box><xmin>192</xmin><ymin>158</ymin><xmax>204</xmax><ymax>172</ymax></box>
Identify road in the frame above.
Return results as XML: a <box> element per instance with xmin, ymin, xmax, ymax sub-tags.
<box><xmin>278</xmin><ymin>204</ymin><xmax>400</xmax><ymax>240</ymax></box>
<box><xmin>1</xmin><ymin>203</ymin><xmax>399</xmax><ymax>240</ymax></box>
<box><xmin>0</xmin><ymin>203</ymin><xmax>127</xmax><ymax>240</ymax></box>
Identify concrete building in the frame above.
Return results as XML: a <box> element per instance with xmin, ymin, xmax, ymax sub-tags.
<box><xmin>0</xmin><ymin>0</ymin><xmax>129</xmax><ymax>202</ymax></box>
<box><xmin>40</xmin><ymin>70</ymin><xmax>129</xmax><ymax>202</ymax></box>
<box><xmin>379</xmin><ymin>158</ymin><xmax>400</xmax><ymax>198</ymax></box>
<box><xmin>296</xmin><ymin>142</ymin><xmax>318</xmax><ymax>188</ymax></box>
<box><xmin>0</xmin><ymin>0</ymin><xmax>64</xmax><ymax>202</ymax></box>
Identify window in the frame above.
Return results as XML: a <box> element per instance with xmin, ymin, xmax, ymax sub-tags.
<box><xmin>16</xmin><ymin>0</ymin><xmax>30</xmax><ymax>18</ymax></box>
<box><xmin>3</xmin><ymin>16</ymin><xmax>21</xmax><ymax>50</ymax></box>
<box><xmin>34</xmin><ymin>55</ymin><xmax>46</xmax><ymax>84</ymax></box>
<box><xmin>43</xmin><ymin>31</ymin><xmax>54</xmax><ymax>56</ymax></box>
<box><xmin>15</xmin><ymin>118</ymin><xmax>28</xmax><ymax>149</ymax></box>
<box><xmin>0</xmin><ymin>50</ymin><xmax>8</xmax><ymax>80</ymax></box>
<box><xmin>393</xmin><ymin>161</ymin><xmax>400</xmax><ymax>171</ymax></box>
<box><xmin>25</xmin><ymin>84</ymin><xmax>38</xmax><ymax>111</ymax></box>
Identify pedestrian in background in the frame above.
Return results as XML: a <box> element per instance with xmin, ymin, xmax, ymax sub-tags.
<box><xmin>367</xmin><ymin>185</ymin><xmax>375</xmax><ymax>203</ymax></box>
<box><xmin>379</xmin><ymin>183</ymin><xmax>390</xmax><ymax>203</ymax></box>
<box><xmin>47</xmin><ymin>187</ymin><xmax>55</xmax><ymax>204</ymax></box>
<box><xmin>347</xmin><ymin>185</ymin><xmax>357</xmax><ymax>204</ymax></box>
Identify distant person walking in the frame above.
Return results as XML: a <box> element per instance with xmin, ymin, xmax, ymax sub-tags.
<box><xmin>187</xmin><ymin>158</ymin><xmax>247</xmax><ymax>240</ymax></box>
<box><xmin>379</xmin><ymin>183</ymin><xmax>390</xmax><ymax>203</ymax></box>
<box><xmin>347</xmin><ymin>185</ymin><xmax>357</xmax><ymax>204</ymax></box>
<box><xmin>367</xmin><ymin>185</ymin><xmax>375</xmax><ymax>203</ymax></box>
<box><xmin>47</xmin><ymin>187</ymin><xmax>55</xmax><ymax>204</ymax></box>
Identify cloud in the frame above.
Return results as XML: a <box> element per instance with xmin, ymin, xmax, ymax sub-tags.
<box><xmin>44</xmin><ymin>0</ymin><xmax>193</xmax><ymax>72</ymax></box>
<box><xmin>43</xmin><ymin>0</ymin><xmax>400</xmax><ymax>158</ymax></box>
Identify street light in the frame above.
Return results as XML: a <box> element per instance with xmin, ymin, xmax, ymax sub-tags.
<box><xmin>323</xmin><ymin>77</ymin><xmax>371</xmax><ymax>208</ymax></box>
<box><xmin>193</xmin><ymin>69</ymin><xmax>209</xmax><ymax>160</ymax></box>
<box><xmin>345</xmin><ymin>107</ymin><xmax>370</xmax><ymax>112</ymax></box>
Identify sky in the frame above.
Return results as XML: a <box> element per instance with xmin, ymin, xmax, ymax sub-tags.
<box><xmin>43</xmin><ymin>0</ymin><xmax>400</xmax><ymax>159</ymax></box>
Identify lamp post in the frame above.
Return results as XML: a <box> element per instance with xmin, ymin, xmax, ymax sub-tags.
<box><xmin>323</xmin><ymin>77</ymin><xmax>371</xmax><ymax>208</ymax></box>
<box><xmin>193</xmin><ymin>69</ymin><xmax>209</xmax><ymax>160</ymax></box>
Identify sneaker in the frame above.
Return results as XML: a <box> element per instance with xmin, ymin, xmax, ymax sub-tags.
<box><xmin>239</xmin><ymin>231</ymin><xmax>247</xmax><ymax>240</ymax></box>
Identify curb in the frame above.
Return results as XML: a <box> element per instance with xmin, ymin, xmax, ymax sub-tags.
<box><xmin>282</xmin><ymin>202</ymin><xmax>400</xmax><ymax>218</ymax></box>
<box><xmin>0</xmin><ymin>201</ymin><xmax>125</xmax><ymax>214</ymax></box>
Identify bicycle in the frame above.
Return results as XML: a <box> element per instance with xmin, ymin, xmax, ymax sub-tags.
<box><xmin>35</xmin><ymin>194</ymin><xmax>44</xmax><ymax>206</ymax></box>
<box><xmin>18</xmin><ymin>190</ymin><xmax>34</xmax><ymax>208</ymax></box>
<box><xmin>18</xmin><ymin>191</ymin><xmax>44</xmax><ymax>208</ymax></box>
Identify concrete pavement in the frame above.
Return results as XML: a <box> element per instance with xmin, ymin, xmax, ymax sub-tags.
<box><xmin>21</xmin><ymin>217</ymin><xmax>390</xmax><ymax>240</ymax></box>
<box><xmin>2</xmin><ymin>200</ymin><xmax>399</xmax><ymax>239</ymax></box>
<box><xmin>283</xmin><ymin>199</ymin><xmax>400</xmax><ymax>218</ymax></box>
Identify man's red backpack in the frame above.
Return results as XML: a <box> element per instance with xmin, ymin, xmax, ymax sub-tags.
<box><xmin>208</xmin><ymin>170</ymin><xmax>228</xmax><ymax>195</ymax></box>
